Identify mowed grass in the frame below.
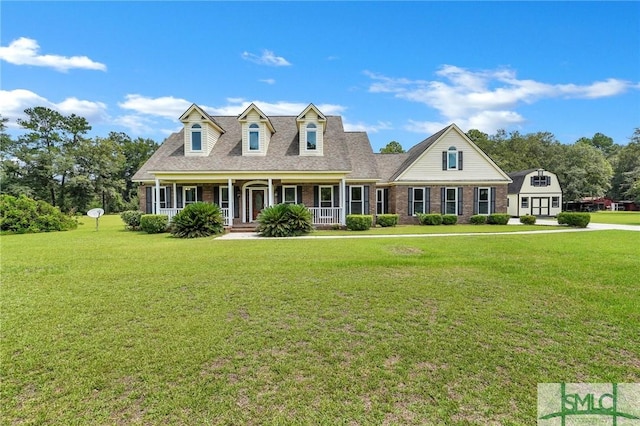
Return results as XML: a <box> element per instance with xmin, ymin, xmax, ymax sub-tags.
<box><xmin>590</xmin><ymin>211</ymin><xmax>640</xmax><ymax>225</ymax></box>
<box><xmin>2</xmin><ymin>216</ymin><xmax>639</xmax><ymax>425</ymax></box>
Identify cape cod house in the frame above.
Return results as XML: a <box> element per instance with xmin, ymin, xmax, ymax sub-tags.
<box><xmin>507</xmin><ymin>169</ymin><xmax>563</xmax><ymax>217</ymax></box>
<box><xmin>132</xmin><ymin>103</ymin><xmax>512</xmax><ymax>227</ymax></box>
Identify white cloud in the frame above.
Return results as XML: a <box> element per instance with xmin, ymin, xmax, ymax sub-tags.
<box><xmin>0</xmin><ymin>89</ymin><xmax>108</xmax><ymax>127</ymax></box>
<box><xmin>118</xmin><ymin>94</ymin><xmax>193</xmax><ymax>119</ymax></box>
<box><xmin>366</xmin><ymin>66</ymin><xmax>639</xmax><ymax>134</ymax></box>
<box><xmin>0</xmin><ymin>37</ymin><xmax>106</xmax><ymax>72</ymax></box>
<box><xmin>208</xmin><ymin>99</ymin><xmax>347</xmax><ymax>116</ymax></box>
<box><xmin>259</xmin><ymin>78</ymin><xmax>276</xmax><ymax>85</ymax></box>
<box><xmin>343</xmin><ymin>120</ymin><xmax>392</xmax><ymax>133</ymax></box>
<box><xmin>241</xmin><ymin>50</ymin><xmax>291</xmax><ymax>66</ymax></box>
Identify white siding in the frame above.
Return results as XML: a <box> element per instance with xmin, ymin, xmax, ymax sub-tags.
<box><xmin>513</xmin><ymin>171</ymin><xmax>563</xmax><ymax>216</ymax></box>
<box><xmin>241</xmin><ymin>111</ymin><xmax>269</xmax><ymax>156</ymax></box>
<box><xmin>398</xmin><ymin>129</ymin><xmax>507</xmax><ymax>182</ymax></box>
<box><xmin>298</xmin><ymin>110</ymin><xmax>324</xmax><ymax>156</ymax></box>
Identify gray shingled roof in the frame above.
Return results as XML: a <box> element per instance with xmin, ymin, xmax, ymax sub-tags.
<box><xmin>383</xmin><ymin>125</ymin><xmax>451</xmax><ymax>181</ymax></box>
<box><xmin>133</xmin><ymin>115</ymin><xmax>378</xmax><ymax>181</ymax></box>
<box><xmin>507</xmin><ymin>169</ymin><xmax>538</xmax><ymax>193</ymax></box>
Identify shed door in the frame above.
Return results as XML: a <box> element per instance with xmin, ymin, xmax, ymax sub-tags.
<box><xmin>531</xmin><ymin>197</ymin><xmax>550</xmax><ymax>216</ymax></box>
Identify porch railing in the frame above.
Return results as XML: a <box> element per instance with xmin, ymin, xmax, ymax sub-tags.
<box><xmin>308</xmin><ymin>207</ymin><xmax>342</xmax><ymax>225</ymax></box>
<box><xmin>158</xmin><ymin>207</ymin><xmax>231</xmax><ymax>226</ymax></box>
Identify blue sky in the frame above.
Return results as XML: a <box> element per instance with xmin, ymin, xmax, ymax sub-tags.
<box><xmin>1</xmin><ymin>1</ymin><xmax>639</xmax><ymax>151</ymax></box>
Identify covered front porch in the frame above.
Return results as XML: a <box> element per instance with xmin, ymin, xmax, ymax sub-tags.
<box><xmin>142</xmin><ymin>175</ymin><xmax>364</xmax><ymax>227</ymax></box>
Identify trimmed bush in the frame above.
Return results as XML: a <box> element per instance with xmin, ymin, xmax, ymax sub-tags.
<box><xmin>171</xmin><ymin>202</ymin><xmax>224</xmax><ymax>238</ymax></box>
<box><xmin>441</xmin><ymin>214</ymin><xmax>458</xmax><ymax>225</ymax></box>
<box><xmin>376</xmin><ymin>214</ymin><xmax>398</xmax><ymax>227</ymax></box>
<box><xmin>520</xmin><ymin>215</ymin><xmax>537</xmax><ymax>225</ymax></box>
<box><xmin>120</xmin><ymin>210</ymin><xmax>143</xmax><ymax>230</ymax></box>
<box><xmin>469</xmin><ymin>215</ymin><xmax>487</xmax><ymax>225</ymax></box>
<box><xmin>487</xmin><ymin>214</ymin><xmax>510</xmax><ymax>225</ymax></box>
<box><xmin>346</xmin><ymin>214</ymin><xmax>373</xmax><ymax>231</ymax></box>
<box><xmin>257</xmin><ymin>203</ymin><xmax>314</xmax><ymax>237</ymax></box>
<box><xmin>140</xmin><ymin>214</ymin><xmax>168</xmax><ymax>234</ymax></box>
<box><xmin>557</xmin><ymin>212</ymin><xmax>590</xmax><ymax>228</ymax></box>
<box><xmin>417</xmin><ymin>213</ymin><xmax>442</xmax><ymax>226</ymax></box>
<box><xmin>0</xmin><ymin>194</ymin><xmax>77</xmax><ymax>233</ymax></box>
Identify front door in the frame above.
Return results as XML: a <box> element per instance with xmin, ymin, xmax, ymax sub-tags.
<box><xmin>250</xmin><ymin>189</ymin><xmax>266</xmax><ymax>221</ymax></box>
<box><xmin>531</xmin><ymin>197</ymin><xmax>550</xmax><ymax>216</ymax></box>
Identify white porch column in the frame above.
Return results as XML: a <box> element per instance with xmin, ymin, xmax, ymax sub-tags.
<box><xmin>172</xmin><ymin>183</ymin><xmax>177</xmax><ymax>209</ymax></box>
<box><xmin>268</xmin><ymin>178</ymin><xmax>273</xmax><ymax>206</ymax></box>
<box><xmin>228</xmin><ymin>178</ymin><xmax>233</xmax><ymax>226</ymax></box>
<box><xmin>154</xmin><ymin>179</ymin><xmax>161</xmax><ymax>214</ymax></box>
<box><xmin>340</xmin><ymin>178</ymin><xmax>346</xmax><ymax>225</ymax></box>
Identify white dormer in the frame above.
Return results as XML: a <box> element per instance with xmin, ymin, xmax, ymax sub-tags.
<box><xmin>179</xmin><ymin>104</ymin><xmax>224</xmax><ymax>157</ymax></box>
<box><xmin>238</xmin><ymin>103</ymin><xmax>275</xmax><ymax>156</ymax></box>
<box><xmin>296</xmin><ymin>104</ymin><xmax>326</xmax><ymax>156</ymax></box>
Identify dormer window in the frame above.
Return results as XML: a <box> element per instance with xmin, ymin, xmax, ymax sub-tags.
<box><xmin>306</xmin><ymin>123</ymin><xmax>317</xmax><ymax>150</ymax></box>
<box><xmin>191</xmin><ymin>124</ymin><xmax>202</xmax><ymax>151</ymax></box>
<box><xmin>249</xmin><ymin>124</ymin><xmax>260</xmax><ymax>151</ymax></box>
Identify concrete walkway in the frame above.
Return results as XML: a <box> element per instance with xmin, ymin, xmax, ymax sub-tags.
<box><xmin>216</xmin><ymin>219</ymin><xmax>639</xmax><ymax>240</ymax></box>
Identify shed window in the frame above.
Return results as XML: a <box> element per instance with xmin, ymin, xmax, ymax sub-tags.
<box><xmin>521</xmin><ymin>197</ymin><xmax>529</xmax><ymax>208</ymax></box>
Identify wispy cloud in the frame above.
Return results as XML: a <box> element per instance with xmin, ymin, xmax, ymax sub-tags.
<box><xmin>241</xmin><ymin>50</ymin><xmax>291</xmax><ymax>66</ymax></box>
<box><xmin>343</xmin><ymin>120</ymin><xmax>393</xmax><ymax>133</ymax></box>
<box><xmin>118</xmin><ymin>94</ymin><xmax>193</xmax><ymax>119</ymax></box>
<box><xmin>365</xmin><ymin>66</ymin><xmax>639</xmax><ymax>134</ymax></box>
<box><xmin>259</xmin><ymin>78</ymin><xmax>276</xmax><ymax>85</ymax></box>
<box><xmin>208</xmin><ymin>99</ymin><xmax>346</xmax><ymax>116</ymax></box>
<box><xmin>0</xmin><ymin>89</ymin><xmax>108</xmax><ymax>127</ymax></box>
<box><xmin>0</xmin><ymin>37</ymin><xmax>106</xmax><ymax>72</ymax></box>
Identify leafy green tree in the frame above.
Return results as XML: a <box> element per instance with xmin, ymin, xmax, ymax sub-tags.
<box><xmin>379</xmin><ymin>140</ymin><xmax>405</xmax><ymax>154</ymax></box>
<box><xmin>576</xmin><ymin>132</ymin><xmax>620</xmax><ymax>158</ymax></box>
<box><xmin>610</xmin><ymin>128</ymin><xmax>640</xmax><ymax>202</ymax></box>
<box><xmin>110</xmin><ymin>132</ymin><xmax>158</xmax><ymax>203</ymax></box>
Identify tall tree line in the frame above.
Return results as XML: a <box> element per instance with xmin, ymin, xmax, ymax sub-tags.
<box><xmin>466</xmin><ymin>128</ymin><xmax>640</xmax><ymax>204</ymax></box>
<box><xmin>1</xmin><ymin>107</ymin><xmax>158</xmax><ymax>213</ymax></box>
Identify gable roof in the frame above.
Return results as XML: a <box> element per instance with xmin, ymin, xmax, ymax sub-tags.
<box><xmin>179</xmin><ymin>104</ymin><xmax>225</xmax><ymax>133</ymax></box>
<box><xmin>238</xmin><ymin>103</ymin><xmax>276</xmax><ymax>133</ymax></box>
<box><xmin>296</xmin><ymin>103</ymin><xmax>327</xmax><ymax>122</ymax></box>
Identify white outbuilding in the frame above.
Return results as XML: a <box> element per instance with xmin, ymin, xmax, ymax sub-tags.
<box><xmin>507</xmin><ymin>169</ymin><xmax>563</xmax><ymax>217</ymax></box>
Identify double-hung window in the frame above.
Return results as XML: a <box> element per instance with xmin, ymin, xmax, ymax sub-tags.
<box><xmin>521</xmin><ymin>197</ymin><xmax>529</xmax><ymax>209</ymax></box>
<box><xmin>249</xmin><ymin>123</ymin><xmax>260</xmax><ymax>151</ymax></box>
<box><xmin>443</xmin><ymin>146</ymin><xmax>463</xmax><ymax>170</ymax></box>
<box><xmin>191</xmin><ymin>124</ymin><xmax>202</xmax><ymax>151</ymax></box>
<box><xmin>412</xmin><ymin>188</ymin><xmax>425</xmax><ymax>215</ymax></box>
<box><xmin>184</xmin><ymin>186</ymin><xmax>198</xmax><ymax>205</ymax></box>
<box><xmin>445</xmin><ymin>187</ymin><xmax>458</xmax><ymax>215</ymax></box>
<box><xmin>219</xmin><ymin>186</ymin><xmax>229</xmax><ymax>209</ymax></box>
<box><xmin>477</xmin><ymin>187</ymin><xmax>490</xmax><ymax>215</ymax></box>
<box><xmin>306</xmin><ymin>123</ymin><xmax>317</xmax><ymax>150</ymax></box>
<box><xmin>283</xmin><ymin>186</ymin><xmax>297</xmax><ymax>204</ymax></box>
<box><xmin>377</xmin><ymin>188</ymin><xmax>385</xmax><ymax>215</ymax></box>
<box><xmin>552</xmin><ymin>197</ymin><xmax>560</xmax><ymax>208</ymax></box>
<box><xmin>349</xmin><ymin>186</ymin><xmax>364</xmax><ymax>214</ymax></box>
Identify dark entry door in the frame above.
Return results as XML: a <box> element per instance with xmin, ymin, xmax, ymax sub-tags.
<box><xmin>251</xmin><ymin>189</ymin><xmax>265</xmax><ymax>221</ymax></box>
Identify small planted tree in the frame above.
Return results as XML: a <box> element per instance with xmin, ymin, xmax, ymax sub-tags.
<box><xmin>171</xmin><ymin>202</ymin><xmax>224</xmax><ymax>238</ymax></box>
<box><xmin>257</xmin><ymin>203</ymin><xmax>314</xmax><ymax>237</ymax></box>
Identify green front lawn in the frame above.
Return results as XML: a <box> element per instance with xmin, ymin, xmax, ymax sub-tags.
<box><xmin>590</xmin><ymin>211</ymin><xmax>640</xmax><ymax>225</ymax></box>
<box><xmin>2</xmin><ymin>215</ymin><xmax>639</xmax><ymax>424</ymax></box>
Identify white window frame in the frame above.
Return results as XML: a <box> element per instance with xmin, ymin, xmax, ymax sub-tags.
<box><xmin>412</xmin><ymin>187</ymin><xmax>426</xmax><ymax>216</ymax></box>
<box><xmin>445</xmin><ymin>187</ymin><xmax>458</xmax><ymax>215</ymax></box>
<box><xmin>191</xmin><ymin>124</ymin><xmax>202</xmax><ymax>151</ymax></box>
<box><xmin>249</xmin><ymin>123</ymin><xmax>260</xmax><ymax>151</ymax></box>
<box><xmin>219</xmin><ymin>186</ymin><xmax>229</xmax><ymax>209</ymax></box>
<box><xmin>153</xmin><ymin>186</ymin><xmax>170</xmax><ymax>208</ymax></box>
<box><xmin>521</xmin><ymin>197</ymin><xmax>529</xmax><ymax>209</ymax></box>
<box><xmin>376</xmin><ymin>188</ymin><xmax>385</xmax><ymax>215</ymax></box>
<box><xmin>349</xmin><ymin>185</ymin><xmax>364</xmax><ymax>215</ymax></box>
<box><xmin>552</xmin><ymin>196</ymin><xmax>560</xmax><ymax>208</ymax></box>
<box><xmin>184</xmin><ymin>186</ymin><xmax>198</xmax><ymax>205</ymax></box>
<box><xmin>320</xmin><ymin>185</ymin><xmax>333</xmax><ymax>208</ymax></box>
<box><xmin>283</xmin><ymin>185</ymin><xmax>297</xmax><ymax>204</ymax></box>
<box><xmin>306</xmin><ymin>123</ymin><xmax>317</xmax><ymax>150</ymax></box>
<box><xmin>477</xmin><ymin>187</ymin><xmax>491</xmax><ymax>215</ymax></box>
<box><xmin>447</xmin><ymin>146</ymin><xmax>458</xmax><ymax>170</ymax></box>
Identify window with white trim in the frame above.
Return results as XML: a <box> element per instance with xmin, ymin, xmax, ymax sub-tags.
<box><xmin>552</xmin><ymin>196</ymin><xmax>560</xmax><ymax>208</ymax></box>
<box><xmin>320</xmin><ymin>186</ymin><xmax>333</xmax><ymax>208</ymax></box>
<box><xmin>412</xmin><ymin>187</ymin><xmax>426</xmax><ymax>215</ymax></box>
<box><xmin>249</xmin><ymin>123</ymin><xmax>260</xmax><ymax>151</ymax></box>
<box><xmin>477</xmin><ymin>187</ymin><xmax>490</xmax><ymax>215</ymax></box>
<box><xmin>219</xmin><ymin>186</ymin><xmax>229</xmax><ymax>209</ymax></box>
<box><xmin>447</xmin><ymin>146</ymin><xmax>458</xmax><ymax>170</ymax></box>
<box><xmin>350</xmin><ymin>185</ymin><xmax>364</xmax><ymax>214</ymax></box>
<box><xmin>376</xmin><ymin>188</ymin><xmax>385</xmax><ymax>215</ymax></box>
<box><xmin>153</xmin><ymin>186</ymin><xmax>170</xmax><ymax>208</ymax></box>
<box><xmin>445</xmin><ymin>187</ymin><xmax>458</xmax><ymax>215</ymax></box>
<box><xmin>531</xmin><ymin>175</ymin><xmax>550</xmax><ymax>187</ymax></box>
<box><xmin>521</xmin><ymin>197</ymin><xmax>529</xmax><ymax>208</ymax></box>
<box><xmin>191</xmin><ymin>124</ymin><xmax>202</xmax><ymax>151</ymax></box>
<box><xmin>306</xmin><ymin>123</ymin><xmax>317</xmax><ymax>150</ymax></box>
<box><xmin>283</xmin><ymin>186</ymin><xmax>297</xmax><ymax>204</ymax></box>
<box><xmin>184</xmin><ymin>186</ymin><xmax>198</xmax><ymax>205</ymax></box>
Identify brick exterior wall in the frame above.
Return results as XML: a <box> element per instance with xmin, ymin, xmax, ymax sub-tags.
<box><xmin>393</xmin><ymin>184</ymin><xmax>509</xmax><ymax>224</ymax></box>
